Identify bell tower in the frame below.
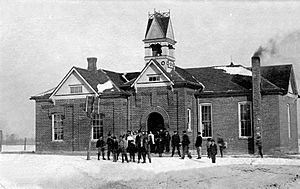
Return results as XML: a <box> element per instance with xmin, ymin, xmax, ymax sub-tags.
<box><xmin>143</xmin><ymin>10</ymin><xmax>176</xmax><ymax>72</ymax></box>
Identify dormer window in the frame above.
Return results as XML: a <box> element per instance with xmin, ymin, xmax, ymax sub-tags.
<box><xmin>148</xmin><ymin>75</ymin><xmax>160</xmax><ymax>82</ymax></box>
<box><xmin>70</xmin><ymin>85</ymin><xmax>83</xmax><ymax>94</ymax></box>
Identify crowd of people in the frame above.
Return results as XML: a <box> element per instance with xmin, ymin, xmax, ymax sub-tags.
<box><xmin>96</xmin><ymin>130</ymin><xmax>228</xmax><ymax>164</ymax></box>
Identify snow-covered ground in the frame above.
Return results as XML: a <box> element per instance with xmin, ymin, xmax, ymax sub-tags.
<box><xmin>0</xmin><ymin>154</ymin><xmax>299</xmax><ymax>189</ymax></box>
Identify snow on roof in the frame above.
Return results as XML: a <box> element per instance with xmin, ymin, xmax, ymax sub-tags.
<box><xmin>97</xmin><ymin>80</ymin><xmax>114</xmax><ymax>93</ymax></box>
<box><xmin>34</xmin><ymin>87</ymin><xmax>56</xmax><ymax>97</ymax></box>
<box><xmin>214</xmin><ymin>66</ymin><xmax>252</xmax><ymax>76</ymax></box>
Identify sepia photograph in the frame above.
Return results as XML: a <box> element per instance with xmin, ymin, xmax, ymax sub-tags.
<box><xmin>0</xmin><ymin>0</ymin><xmax>300</xmax><ymax>188</ymax></box>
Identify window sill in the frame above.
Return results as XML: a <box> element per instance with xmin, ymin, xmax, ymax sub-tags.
<box><xmin>238</xmin><ymin>136</ymin><xmax>252</xmax><ymax>140</ymax></box>
<box><xmin>52</xmin><ymin>140</ymin><xmax>64</xmax><ymax>142</ymax></box>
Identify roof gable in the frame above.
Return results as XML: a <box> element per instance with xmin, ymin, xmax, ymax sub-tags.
<box><xmin>145</xmin><ymin>16</ymin><xmax>165</xmax><ymax>40</ymax></box>
<box><xmin>50</xmin><ymin>67</ymin><xmax>98</xmax><ymax>99</ymax></box>
<box><xmin>132</xmin><ymin>59</ymin><xmax>173</xmax><ymax>88</ymax></box>
<box><xmin>260</xmin><ymin>64</ymin><xmax>296</xmax><ymax>94</ymax></box>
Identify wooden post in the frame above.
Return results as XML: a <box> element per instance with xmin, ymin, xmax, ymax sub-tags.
<box><xmin>24</xmin><ymin>137</ymin><xmax>27</xmax><ymax>151</ymax></box>
<box><xmin>87</xmin><ymin>116</ymin><xmax>93</xmax><ymax>160</ymax></box>
<box><xmin>86</xmin><ymin>96</ymin><xmax>95</xmax><ymax>160</ymax></box>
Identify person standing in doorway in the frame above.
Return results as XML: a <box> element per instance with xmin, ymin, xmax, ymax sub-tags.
<box><xmin>171</xmin><ymin>131</ymin><xmax>181</xmax><ymax>157</ymax></box>
<box><xmin>210</xmin><ymin>139</ymin><xmax>218</xmax><ymax>163</ymax></box>
<box><xmin>96</xmin><ymin>136</ymin><xmax>106</xmax><ymax>160</ymax></box>
<box><xmin>148</xmin><ymin>131</ymin><xmax>155</xmax><ymax>153</ymax></box>
<box><xmin>157</xmin><ymin>130</ymin><xmax>164</xmax><ymax>157</ymax></box>
<box><xmin>195</xmin><ymin>132</ymin><xmax>202</xmax><ymax>159</ymax></box>
<box><xmin>181</xmin><ymin>130</ymin><xmax>192</xmax><ymax>159</ymax></box>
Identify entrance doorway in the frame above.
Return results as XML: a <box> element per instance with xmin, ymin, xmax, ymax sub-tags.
<box><xmin>147</xmin><ymin>112</ymin><xmax>164</xmax><ymax>134</ymax></box>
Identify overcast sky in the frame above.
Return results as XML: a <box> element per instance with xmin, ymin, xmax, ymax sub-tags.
<box><xmin>0</xmin><ymin>0</ymin><xmax>299</xmax><ymax>138</ymax></box>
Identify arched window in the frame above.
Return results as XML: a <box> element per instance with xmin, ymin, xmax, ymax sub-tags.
<box><xmin>150</xmin><ymin>44</ymin><xmax>162</xmax><ymax>56</ymax></box>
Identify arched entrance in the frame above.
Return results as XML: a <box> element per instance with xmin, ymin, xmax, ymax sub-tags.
<box><xmin>147</xmin><ymin>112</ymin><xmax>164</xmax><ymax>133</ymax></box>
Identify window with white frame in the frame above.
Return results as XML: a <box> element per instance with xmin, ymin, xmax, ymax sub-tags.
<box><xmin>238</xmin><ymin>102</ymin><xmax>252</xmax><ymax>138</ymax></box>
<box><xmin>287</xmin><ymin>104</ymin><xmax>291</xmax><ymax>138</ymax></box>
<box><xmin>148</xmin><ymin>75</ymin><xmax>160</xmax><ymax>82</ymax></box>
<box><xmin>70</xmin><ymin>85</ymin><xmax>83</xmax><ymax>94</ymax></box>
<box><xmin>92</xmin><ymin>113</ymin><xmax>104</xmax><ymax>140</ymax></box>
<box><xmin>52</xmin><ymin>114</ymin><xmax>64</xmax><ymax>141</ymax></box>
<box><xmin>187</xmin><ymin>108</ymin><xmax>192</xmax><ymax>131</ymax></box>
<box><xmin>200</xmin><ymin>103</ymin><xmax>212</xmax><ymax>137</ymax></box>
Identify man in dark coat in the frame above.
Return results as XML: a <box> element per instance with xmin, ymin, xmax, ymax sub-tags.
<box><xmin>217</xmin><ymin>137</ymin><xmax>226</xmax><ymax>158</ymax></box>
<box><xmin>181</xmin><ymin>130</ymin><xmax>192</xmax><ymax>159</ymax></box>
<box><xmin>164</xmin><ymin>131</ymin><xmax>171</xmax><ymax>153</ymax></box>
<box><xmin>195</xmin><ymin>132</ymin><xmax>202</xmax><ymax>159</ymax></box>
<box><xmin>210</xmin><ymin>139</ymin><xmax>218</xmax><ymax>163</ymax></box>
<box><xmin>142</xmin><ymin>133</ymin><xmax>151</xmax><ymax>163</ymax></box>
<box><xmin>135</xmin><ymin>131</ymin><xmax>143</xmax><ymax>163</ymax></box>
<box><xmin>156</xmin><ymin>130</ymin><xmax>164</xmax><ymax>157</ymax></box>
<box><xmin>112</xmin><ymin>136</ymin><xmax>119</xmax><ymax>162</ymax></box>
<box><xmin>106</xmin><ymin>134</ymin><xmax>114</xmax><ymax>160</ymax></box>
<box><xmin>96</xmin><ymin>136</ymin><xmax>106</xmax><ymax>160</ymax></box>
<box><xmin>171</xmin><ymin>131</ymin><xmax>181</xmax><ymax>157</ymax></box>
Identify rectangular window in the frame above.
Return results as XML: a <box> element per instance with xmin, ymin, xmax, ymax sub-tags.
<box><xmin>200</xmin><ymin>103</ymin><xmax>212</xmax><ymax>137</ymax></box>
<box><xmin>52</xmin><ymin>114</ymin><xmax>64</xmax><ymax>141</ymax></box>
<box><xmin>148</xmin><ymin>76</ymin><xmax>160</xmax><ymax>82</ymax></box>
<box><xmin>238</xmin><ymin>102</ymin><xmax>252</xmax><ymax>138</ymax></box>
<box><xmin>187</xmin><ymin>108</ymin><xmax>192</xmax><ymax>132</ymax></box>
<box><xmin>70</xmin><ymin>85</ymin><xmax>83</xmax><ymax>94</ymax></box>
<box><xmin>287</xmin><ymin>104</ymin><xmax>291</xmax><ymax>138</ymax></box>
<box><xmin>92</xmin><ymin>113</ymin><xmax>104</xmax><ymax>140</ymax></box>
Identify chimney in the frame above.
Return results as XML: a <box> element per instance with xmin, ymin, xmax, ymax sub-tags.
<box><xmin>87</xmin><ymin>57</ymin><xmax>97</xmax><ymax>72</ymax></box>
<box><xmin>251</xmin><ymin>56</ymin><xmax>262</xmax><ymax>140</ymax></box>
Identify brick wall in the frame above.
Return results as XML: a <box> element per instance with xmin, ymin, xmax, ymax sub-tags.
<box><xmin>278</xmin><ymin>95</ymin><xmax>298</xmax><ymax>153</ymax></box>
<box><xmin>198</xmin><ymin>96</ymin><xmax>253</xmax><ymax>154</ymax></box>
<box><xmin>261</xmin><ymin>95</ymin><xmax>280</xmax><ymax>154</ymax></box>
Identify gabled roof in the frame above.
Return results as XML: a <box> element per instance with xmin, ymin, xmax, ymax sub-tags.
<box><xmin>31</xmin><ymin>61</ymin><xmax>296</xmax><ymax>100</ymax></box>
<box><xmin>185</xmin><ymin>64</ymin><xmax>283</xmax><ymax>94</ymax></box>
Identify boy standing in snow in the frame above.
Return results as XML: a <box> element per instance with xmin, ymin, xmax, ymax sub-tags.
<box><xmin>171</xmin><ymin>131</ymin><xmax>181</xmax><ymax>157</ymax></box>
<box><xmin>120</xmin><ymin>135</ymin><xmax>129</xmax><ymax>163</ymax></box>
<box><xmin>217</xmin><ymin>137</ymin><xmax>226</xmax><ymax>158</ymax></box>
<box><xmin>206</xmin><ymin>138</ymin><xmax>212</xmax><ymax>159</ymax></box>
<box><xmin>112</xmin><ymin>136</ymin><xmax>119</xmax><ymax>162</ymax></box>
<box><xmin>181</xmin><ymin>130</ymin><xmax>192</xmax><ymax>159</ymax></box>
<box><xmin>210</xmin><ymin>139</ymin><xmax>218</xmax><ymax>163</ymax></box>
<box><xmin>96</xmin><ymin>136</ymin><xmax>106</xmax><ymax>160</ymax></box>
<box><xmin>195</xmin><ymin>132</ymin><xmax>202</xmax><ymax>159</ymax></box>
<box><xmin>106</xmin><ymin>134</ymin><xmax>113</xmax><ymax>160</ymax></box>
<box><xmin>142</xmin><ymin>132</ymin><xmax>151</xmax><ymax>163</ymax></box>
